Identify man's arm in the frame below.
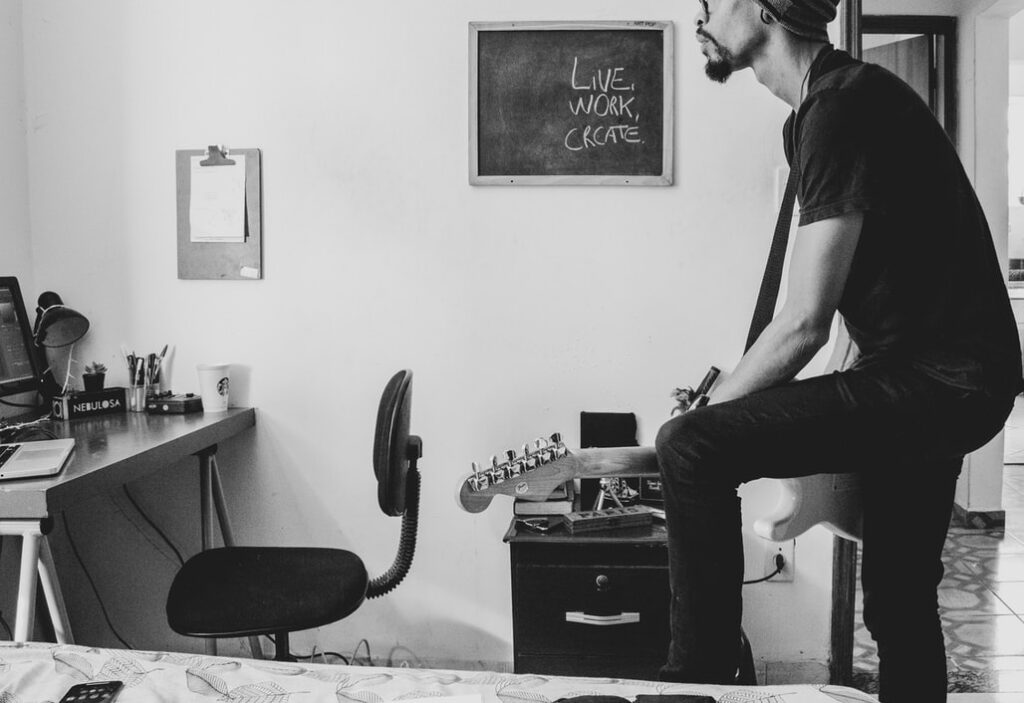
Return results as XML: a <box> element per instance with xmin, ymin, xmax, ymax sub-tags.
<box><xmin>709</xmin><ymin>210</ymin><xmax>864</xmax><ymax>405</ymax></box>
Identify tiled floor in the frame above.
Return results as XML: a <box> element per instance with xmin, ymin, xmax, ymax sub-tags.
<box><xmin>851</xmin><ymin>397</ymin><xmax>1024</xmax><ymax>695</ymax></box>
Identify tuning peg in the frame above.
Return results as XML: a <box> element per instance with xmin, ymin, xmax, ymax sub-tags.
<box><xmin>521</xmin><ymin>443</ymin><xmax>537</xmax><ymax>470</ymax></box>
<box><xmin>533</xmin><ymin>438</ymin><xmax>550</xmax><ymax>461</ymax></box>
<box><xmin>536</xmin><ymin>439</ymin><xmax>555</xmax><ymax>463</ymax></box>
<box><xmin>470</xmin><ymin>461</ymin><xmax>489</xmax><ymax>490</ymax></box>
<box><xmin>488</xmin><ymin>455</ymin><xmax>506</xmax><ymax>483</ymax></box>
<box><xmin>550</xmin><ymin>432</ymin><xmax>568</xmax><ymax>458</ymax></box>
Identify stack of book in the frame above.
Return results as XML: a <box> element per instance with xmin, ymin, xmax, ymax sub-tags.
<box><xmin>513</xmin><ymin>479</ymin><xmax>577</xmax><ymax>516</ymax></box>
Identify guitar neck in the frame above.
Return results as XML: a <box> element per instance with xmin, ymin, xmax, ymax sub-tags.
<box><xmin>457</xmin><ymin>444</ymin><xmax>660</xmax><ymax>513</ymax></box>
<box><xmin>570</xmin><ymin>446</ymin><xmax>659</xmax><ymax>478</ymax></box>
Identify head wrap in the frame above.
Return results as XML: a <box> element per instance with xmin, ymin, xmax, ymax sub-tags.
<box><xmin>752</xmin><ymin>0</ymin><xmax>839</xmax><ymax>43</ymax></box>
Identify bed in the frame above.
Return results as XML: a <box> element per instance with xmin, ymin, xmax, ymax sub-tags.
<box><xmin>0</xmin><ymin>642</ymin><xmax>875</xmax><ymax>703</ymax></box>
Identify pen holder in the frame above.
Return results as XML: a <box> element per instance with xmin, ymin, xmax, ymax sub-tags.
<box><xmin>128</xmin><ymin>384</ymin><xmax>146</xmax><ymax>413</ymax></box>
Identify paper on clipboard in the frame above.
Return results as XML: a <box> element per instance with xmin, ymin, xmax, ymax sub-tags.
<box><xmin>190</xmin><ymin>154</ymin><xmax>247</xmax><ymax>242</ymax></box>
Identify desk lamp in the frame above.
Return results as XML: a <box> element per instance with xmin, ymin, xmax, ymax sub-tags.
<box><xmin>33</xmin><ymin>292</ymin><xmax>89</xmax><ymax>348</ymax></box>
<box><xmin>32</xmin><ymin>291</ymin><xmax>90</xmax><ymax>399</ymax></box>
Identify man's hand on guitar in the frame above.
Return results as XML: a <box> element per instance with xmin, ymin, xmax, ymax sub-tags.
<box><xmin>671</xmin><ymin>366</ymin><xmax>722</xmax><ymax>414</ymax></box>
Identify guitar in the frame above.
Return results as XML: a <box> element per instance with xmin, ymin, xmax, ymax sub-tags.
<box><xmin>753</xmin><ymin>473</ymin><xmax>861</xmax><ymax>543</ymax></box>
<box><xmin>459</xmin><ymin>342</ymin><xmax>864</xmax><ymax>542</ymax></box>
<box><xmin>457</xmin><ymin>435</ymin><xmax>658</xmax><ymax>514</ymax></box>
<box><xmin>457</xmin><ymin>437</ymin><xmax>861</xmax><ymax>542</ymax></box>
<box><xmin>753</xmin><ymin>326</ymin><xmax>862</xmax><ymax>543</ymax></box>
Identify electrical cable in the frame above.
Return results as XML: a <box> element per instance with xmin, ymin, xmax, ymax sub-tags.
<box><xmin>350</xmin><ymin>638</ymin><xmax>372</xmax><ymax>665</ymax></box>
<box><xmin>310</xmin><ymin>651</ymin><xmax>349</xmax><ymax>664</ymax></box>
<box><xmin>61</xmin><ymin>510</ymin><xmax>133</xmax><ymax>648</ymax></box>
<box><xmin>9</xmin><ymin>426</ymin><xmax>58</xmax><ymax>442</ymax></box>
<box><xmin>0</xmin><ymin>397</ymin><xmax>43</xmax><ymax>408</ymax></box>
<box><xmin>121</xmin><ymin>485</ymin><xmax>185</xmax><ymax>566</ymax></box>
<box><xmin>386</xmin><ymin>644</ymin><xmax>423</xmax><ymax>668</ymax></box>
<box><xmin>263</xmin><ymin>634</ymin><xmax>350</xmax><ymax>664</ymax></box>
<box><xmin>743</xmin><ymin>554</ymin><xmax>786</xmax><ymax>585</ymax></box>
<box><xmin>1</xmin><ymin>419</ymin><xmax>57</xmax><ymax>442</ymax></box>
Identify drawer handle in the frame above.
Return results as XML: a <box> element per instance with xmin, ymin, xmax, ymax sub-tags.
<box><xmin>565</xmin><ymin>611</ymin><xmax>640</xmax><ymax>626</ymax></box>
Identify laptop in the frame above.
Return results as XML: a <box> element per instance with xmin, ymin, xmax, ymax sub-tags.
<box><xmin>0</xmin><ymin>438</ymin><xmax>75</xmax><ymax>480</ymax></box>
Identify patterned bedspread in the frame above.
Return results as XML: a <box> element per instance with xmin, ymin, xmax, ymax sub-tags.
<box><xmin>0</xmin><ymin>642</ymin><xmax>876</xmax><ymax>703</ymax></box>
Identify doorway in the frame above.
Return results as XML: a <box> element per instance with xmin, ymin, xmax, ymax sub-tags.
<box><xmin>861</xmin><ymin>15</ymin><xmax>957</xmax><ymax>143</ymax></box>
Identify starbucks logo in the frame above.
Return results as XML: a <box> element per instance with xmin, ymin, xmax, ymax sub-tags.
<box><xmin>216</xmin><ymin>377</ymin><xmax>230</xmax><ymax>396</ymax></box>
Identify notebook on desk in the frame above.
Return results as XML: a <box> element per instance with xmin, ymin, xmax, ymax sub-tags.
<box><xmin>0</xmin><ymin>438</ymin><xmax>75</xmax><ymax>480</ymax></box>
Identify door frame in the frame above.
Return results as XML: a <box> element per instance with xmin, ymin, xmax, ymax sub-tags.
<box><xmin>861</xmin><ymin>15</ymin><xmax>959</xmax><ymax>144</ymax></box>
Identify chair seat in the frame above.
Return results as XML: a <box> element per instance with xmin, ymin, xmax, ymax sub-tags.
<box><xmin>167</xmin><ymin>546</ymin><xmax>368</xmax><ymax>638</ymax></box>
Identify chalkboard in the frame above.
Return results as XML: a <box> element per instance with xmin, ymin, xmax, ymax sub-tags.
<box><xmin>470</xmin><ymin>21</ymin><xmax>674</xmax><ymax>186</ymax></box>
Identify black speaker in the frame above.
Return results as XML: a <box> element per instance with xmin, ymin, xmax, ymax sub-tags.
<box><xmin>579</xmin><ymin>411</ymin><xmax>640</xmax><ymax>509</ymax></box>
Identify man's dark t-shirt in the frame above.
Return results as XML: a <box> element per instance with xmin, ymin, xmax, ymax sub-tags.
<box><xmin>783</xmin><ymin>47</ymin><xmax>1023</xmax><ymax>393</ymax></box>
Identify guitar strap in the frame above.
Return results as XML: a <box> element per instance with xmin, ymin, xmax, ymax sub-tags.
<box><xmin>683</xmin><ymin>143</ymin><xmax>801</xmax><ymax>411</ymax></box>
<box><xmin>743</xmin><ymin>158</ymin><xmax>801</xmax><ymax>353</ymax></box>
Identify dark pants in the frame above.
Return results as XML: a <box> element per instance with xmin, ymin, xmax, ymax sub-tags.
<box><xmin>654</xmin><ymin>361</ymin><xmax>1014</xmax><ymax>702</ymax></box>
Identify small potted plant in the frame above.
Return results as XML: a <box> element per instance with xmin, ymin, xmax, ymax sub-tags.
<box><xmin>83</xmin><ymin>362</ymin><xmax>107</xmax><ymax>392</ymax></box>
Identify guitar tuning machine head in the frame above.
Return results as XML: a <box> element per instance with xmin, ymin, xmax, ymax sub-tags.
<box><xmin>469</xmin><ymin>462</ymin><xmax>490</xmax><ymax>491</ymax></box>
<box><xmin>486</xmin><ymin>455</ymin><xmax>508</xmax><ymax>483</ymax></box>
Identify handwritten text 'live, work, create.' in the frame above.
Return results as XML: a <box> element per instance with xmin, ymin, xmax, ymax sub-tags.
<box><xmin>564</xmin><ymin>56</ymin><xmax>642</xmax><ymax>152</ymax></box>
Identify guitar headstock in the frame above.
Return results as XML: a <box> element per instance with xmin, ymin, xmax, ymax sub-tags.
<box><xmin>457</xmin><ymin>433</ymin><xmax>581</xmax><ymax>513</ymax></box>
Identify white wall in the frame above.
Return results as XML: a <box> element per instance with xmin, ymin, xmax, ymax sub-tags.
<box><xmin>16</xmin><ymin>0</ymin><xmax>843</xmax><ymax>671</ymax></box>
<box><xmin>0</xmin><ymin>0</ymin><xmax>32</xmax><ymax>290</ymax></box>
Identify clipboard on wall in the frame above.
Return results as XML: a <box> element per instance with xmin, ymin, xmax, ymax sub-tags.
<box><xmin>176</xmin><ymin>146</ymin><xmax>263</xmax><ymax>280</ymax></box>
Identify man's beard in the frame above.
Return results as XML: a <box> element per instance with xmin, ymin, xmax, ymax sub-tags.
<box><xmin>705</xmin><ymin>55</ymin><xmax>735</xmax><ymax>83</ymax></box>
<box><xmin>698</xmin><ymin>30</ymin><xmax>736</xmax><ymax>83</ymax></box>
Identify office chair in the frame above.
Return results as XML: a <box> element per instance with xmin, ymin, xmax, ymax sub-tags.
<box><xmin>166</xmin><ymin>369</ymin><xmax>422</xmax><ymax>661</ymax></box>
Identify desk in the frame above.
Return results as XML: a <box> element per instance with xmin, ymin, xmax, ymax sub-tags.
<box><xmin>0</xmin><ymin>408</ymin><xmax>255</xmax><ymax>643</ymax></box>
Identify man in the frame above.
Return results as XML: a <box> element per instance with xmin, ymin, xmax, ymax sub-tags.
<box><xmin>655</xmin><ymin>1</ymin><xmax>1023</xmax><ymax>701</ymax></box>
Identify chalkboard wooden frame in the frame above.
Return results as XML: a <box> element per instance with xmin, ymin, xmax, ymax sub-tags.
<box><xmin>470</xmin><ymin>21</ymin><xmax>674</xmax><ymax>186</ymax></box>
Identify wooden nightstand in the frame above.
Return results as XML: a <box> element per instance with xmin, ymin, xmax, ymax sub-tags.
<box><xmin>504</xmin><ymin>518</ymin><xmax>671</xmax><ymax>679</ymax></box>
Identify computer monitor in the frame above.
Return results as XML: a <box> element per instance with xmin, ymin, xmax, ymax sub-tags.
<box><xmin>0</xmin><ymin>277</ymin><xmax>42</xmax><ymax>403</ymax></box>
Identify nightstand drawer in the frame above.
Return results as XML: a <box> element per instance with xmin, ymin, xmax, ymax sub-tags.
<box><xmin>513</xmin><ymin>563</ymin><xmax>670</xmax><ymax>656</ymax></box>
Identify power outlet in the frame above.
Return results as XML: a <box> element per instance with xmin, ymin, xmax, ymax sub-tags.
<box><xmin>763</xmin><ymin>540</ymin><xmax>795</xmax><ymax>582</ymax></box>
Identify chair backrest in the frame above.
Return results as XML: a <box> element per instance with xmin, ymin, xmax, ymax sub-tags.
<box><xmin>374</xmin><ymin>369</ymin><xmax>421</xmax><ymax>516</ymax></box>
<box><xmin>367</xmin><ymin>369</ymin><xmax>423</xmax><ymax>599</ymax></box>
